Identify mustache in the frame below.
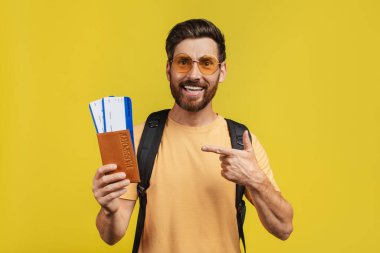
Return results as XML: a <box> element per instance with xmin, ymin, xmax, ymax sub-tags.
<box><xmin>179</xmin><ymin>79</ymin><xmax>207</xmax><ymax>88</ymax></box>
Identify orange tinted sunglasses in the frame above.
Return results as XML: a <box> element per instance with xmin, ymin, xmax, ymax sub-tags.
<box><xmin>169</xmin><ymin>53</ymin><xmax>221</xmax><ymax>75</ymax></box>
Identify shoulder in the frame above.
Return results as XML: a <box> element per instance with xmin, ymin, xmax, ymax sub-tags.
<box><xmin>134</xmin><ymin>122</ymin><xmax>145</xmax><ymax>136</ymax></box>
<box><xmin>223</xmin><ymin>117</ymin><xmax>263</xmax><ymax>151</ymax></box>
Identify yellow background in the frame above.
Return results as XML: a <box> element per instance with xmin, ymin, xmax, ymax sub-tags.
<box><xmin>1</xmin><ymin>0</ymin><xmax>379</xmax><ymax>252</ymax></box>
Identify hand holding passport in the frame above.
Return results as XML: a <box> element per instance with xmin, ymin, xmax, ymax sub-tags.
<box><xmin>89</xmin><ymin>96</ymin><xmax>140</xmax><ymax>183</ymax></box>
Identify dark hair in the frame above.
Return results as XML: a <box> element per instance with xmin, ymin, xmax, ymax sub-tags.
<box><xmin>166</xmin><ymin>19</ymin><xmax>226</xmax><ymax>62</ymax></box>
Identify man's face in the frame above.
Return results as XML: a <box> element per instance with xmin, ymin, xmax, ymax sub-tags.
<box><xmin>166</xmin><ymin>38</ymin><xmax>227</xmax><ymax>112</ymax></box>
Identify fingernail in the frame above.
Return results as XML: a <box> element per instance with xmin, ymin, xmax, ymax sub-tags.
<box><xmin>112</xmin><ymin>164</ymin><xmax>117</xmax><ymax>169</ymax></box>
<box><xmin>120</xmin><ymin>173</ymin><xmax>126</xmax><ymax>178</ymax></box>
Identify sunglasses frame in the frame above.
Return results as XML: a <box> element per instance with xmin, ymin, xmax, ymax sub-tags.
<box><xmin>169</xmin><ymin>53</ymin><xmax>223</xmax><ymax>75</ymax></box>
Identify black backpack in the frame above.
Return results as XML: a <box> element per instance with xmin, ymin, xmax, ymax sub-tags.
<box><xmin>132</xmin><ymin>109</ymin><xmax>251</xmax><ymax>253</ymax></box>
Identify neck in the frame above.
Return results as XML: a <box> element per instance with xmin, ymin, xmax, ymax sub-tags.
<box><xmin>169</xmin><ymin>103</ymin><xmax>218</xmax><ymax>127</ymax></box>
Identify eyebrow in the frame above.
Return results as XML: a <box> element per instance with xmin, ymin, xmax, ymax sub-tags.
<box><xmin>174</xmin><ymin>53</ymin><xmax>218</xmax><ymax>59</ymax></box>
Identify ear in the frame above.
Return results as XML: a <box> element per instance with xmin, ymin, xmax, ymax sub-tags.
<box><xmin>166</xmin><ymin>61</ymin><xmax>171</xmax><ymax>81</ymax></box>
<box><xmin>218</xmin><ymin>62</ymin><xmax>227</xmax><ymax>83</ymax></box>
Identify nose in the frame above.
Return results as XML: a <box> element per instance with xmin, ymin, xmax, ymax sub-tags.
<box><xmin>188</xmin><ymin>61</ymin><xmax>202</xmax><ymax>80</ymax></box>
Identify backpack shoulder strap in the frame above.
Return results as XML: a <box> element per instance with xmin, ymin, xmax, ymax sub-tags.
<box><xmin>226</xmin><ymin>118</ymin><xmax>252</xmax><ymax>253</ymax></box>
<box><xmin>132</xmin><ymin>109</ymin><xmax>170</xmax><ymax>253</ymax></box>
<box><xmin>136</xmin><ymin>109</ymin><xmax>170</xmax><ymax>193</ymax></box>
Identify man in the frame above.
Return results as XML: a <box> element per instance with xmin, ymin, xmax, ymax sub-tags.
<box><xmin>92</xmin><ymin>19</ymin><xmax>293</xmax><ymax>253</ymax></box>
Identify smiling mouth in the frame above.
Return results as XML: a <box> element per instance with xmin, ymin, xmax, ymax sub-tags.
<box><xmin>183</xmin><ymin>85</ymin><xmax>205</xmax><ymax>91</ymax></box>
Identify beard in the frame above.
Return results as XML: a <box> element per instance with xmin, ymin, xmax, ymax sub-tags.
<box><xmin>169</xmin><ymin>76</ymin><xmax>219</xmax><ymax>112</ymax></box>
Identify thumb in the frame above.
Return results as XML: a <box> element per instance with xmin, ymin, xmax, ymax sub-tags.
<box><xmin>243</xmin><ymin>130</ymin><xmax>253</xmax><ymax>152</ymax></box>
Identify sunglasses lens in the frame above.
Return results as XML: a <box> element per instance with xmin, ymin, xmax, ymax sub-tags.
<box><xmin>199</xmin><ymin>56</ymin><xmax>219</xmax><ymax>75</ymax></box>
<box><xmin>171</xmin><ymin>54</ymin><xmax>220</xmax><ymax>75</ymax></box>
<box><xmin>172</xmin><ymin>54</ymin><xmax>192</xmax><ymax>73</ymax></box>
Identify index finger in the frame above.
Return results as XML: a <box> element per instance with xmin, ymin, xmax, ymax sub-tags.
<box><xmin>95</xmin><ymin>164</ymin><xmax>118</xmax><ymax>179</ymax></box>
<box><xmin>201</xmin><ymin>145</ymin><xmax>236</xmax><ymax>156</ymax></box>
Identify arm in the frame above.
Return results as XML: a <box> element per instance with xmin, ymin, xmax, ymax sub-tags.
<box><xmin>202</xmin><ymin>130</ymin><xmax>293</xmax><ymax>240</ymax></box>
<box><xmin>93</xmin><ymin>164</ymin><xmax>136</xmax><ymax>245</ymax></box>
<box><xmin>96</xmin><ymin>199</ymin><xmax>136</xmax><ymax>245</ymax></box>
<box><xmin>245</xmin><ymin>177</ymin><xmax>293</xmax><ymax>240</ymax></box>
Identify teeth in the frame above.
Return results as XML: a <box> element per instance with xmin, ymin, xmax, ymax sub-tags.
<box><xmin>184</xmin><ymin>85</ymin><xmax>203</xmax><ymax>91</ymax></box>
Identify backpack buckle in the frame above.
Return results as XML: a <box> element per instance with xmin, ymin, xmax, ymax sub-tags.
<box><xmin>148</xmin><ymin>119</ymin><xmax>159</xmax><ymax>128</ymax></box>
<box><xmin>137</xmin><ymin>184</ymin><xmax>147</xmax><ymax>198</ymax></box>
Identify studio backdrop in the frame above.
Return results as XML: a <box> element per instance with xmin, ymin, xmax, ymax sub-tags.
<box><xmin>0</xmin><ymin>0</ymin><xmax>379</xmax><ymax>252</ymax></box>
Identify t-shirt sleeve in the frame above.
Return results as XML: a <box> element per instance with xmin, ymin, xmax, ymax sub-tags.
<box><xmin>251</xmin><ymin>132</ymin><xmax>280</xmax><ymax>192</ymax></box>
<box><xmin>120</xmin><ymin>123</ymin><xmax>145</xmax><ymax>201</ymax></box>
<box><xmin>120</xmin><ymin>183</ymin><xmax>138</xmax><ymax>200</ymax></box>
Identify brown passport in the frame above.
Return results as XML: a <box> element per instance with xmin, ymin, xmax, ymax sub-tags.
<box><xmin>96</xmin><ymin>130</ymin><xmax>140</xmax><ymax>183</ymax></box>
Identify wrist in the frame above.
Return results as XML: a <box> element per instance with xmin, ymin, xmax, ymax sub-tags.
<box><xmin>246</xmin><ymin>172</ymin><xmax>270</xmax><ymax>193</ymax></box>
<box><xmin>102</xmin><ymin>207</ymin><xmax>118</xmax><ymax>217</ymax></box>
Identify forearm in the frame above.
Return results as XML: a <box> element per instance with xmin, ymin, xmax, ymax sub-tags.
<box><xmin>96</xmin><ymin>207</ymin><xmax>128</xmax><ymax>245</ymax></box>
<box><xmin>246</xmin><ymin>178</ymin><xmax>293</xmax><ymax>240</ymax></box>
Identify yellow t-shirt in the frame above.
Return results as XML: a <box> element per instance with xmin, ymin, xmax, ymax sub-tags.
<box><xmin>121</xmin><ymin>114</ymin><xmax>279</xmax><ymax>253</ymax></box>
